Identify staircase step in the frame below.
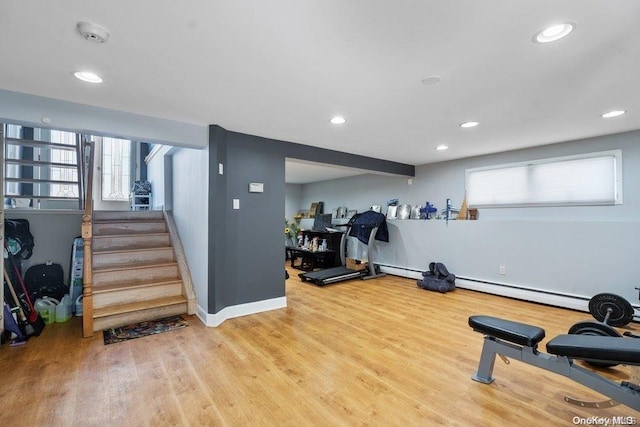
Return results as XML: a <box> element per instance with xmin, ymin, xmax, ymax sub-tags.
<box><xmin>93</xmin><ymin>210</ymin><xmax>164</xmax><ymax>222</ymax></box>
<box><xmin>93</xmin><ymin>278</ymin><xmax>184</xmax><ymax>308</ymax></box>
<box><xmin>93</xmin><ymin>247</ymin><xmax>175</xmax><ymax>268</ymax></box>
<box><xmin>93</xmin><ymin>295</ymin><xmax>187</xmax><ymax>332</ymax></box>
<box><xmin>93</xmin><ymin>233</ymin><xmax>171</xmax><ymax>251</ymax></box>
<box><xmin>93</xmin><ymin>220</ymin><xmax>167</xmax><ymax>236</ymax></box>
<box><xmin>87</xmin><ymin>210</ymin><xmax>192</xmax><ymax>334</ymax></box>
<box><xmin>93</xmin><ymin>261</ymin><xmax>179</xmax><ymax>286</ymax></box>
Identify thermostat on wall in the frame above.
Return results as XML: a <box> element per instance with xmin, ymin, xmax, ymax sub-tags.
<box><xmin>248</xmin><ymin>182</ymin><xmax>264</xmax><ymax>193</ymax></box>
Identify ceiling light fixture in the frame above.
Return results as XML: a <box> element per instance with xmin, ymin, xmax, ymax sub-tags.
<box><xmin>533</xmin><ymin>22</ymin><xmax>576</xmax><ymax>43</ymax></box>
<box><xmin>74</xmin><ymin>71</ymin><xmax>103</xmax><ymax>83</ymax></box>
<box><xmin>435</xmin><ymin>144</ymin><xmax>449</xmax><ymax>151</ymax></box>
<box><xmin>77</xmin><ymin>21</ymin><xmax>110</xmax><ymax>43</ymax></box>
<box><xmin>330</xmin><ymin>116</ymin><xmax>346</xmax><ymax>124</ymax></box>
<box><xmin>601</xmin><ymin>110</ymin><xmax>626</xmax><ymax>118</ymax></box>
<box><xmin>460</xmin><ymin>121</ymin><xmax>479</xmax><ymax>128</ymax></box>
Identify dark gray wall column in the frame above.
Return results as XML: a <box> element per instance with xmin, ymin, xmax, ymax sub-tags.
<box><xmin>207</xmin><ymin>125</ymin><xmax>414</xmax><ymax>314</ymax></box>
<box><xmin>208</xmin><ymin>127</ymin><xmax>286</xmax><ymax>313</ymax></box>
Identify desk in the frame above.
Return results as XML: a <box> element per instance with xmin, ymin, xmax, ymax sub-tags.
<box><xmin>289</xmin><ymin>248</ymin><xmax>336</xmax><ymax>271</ymax></box>
<box><xmin>301</xmin><ymin>230</ymin><xmax>344</xmax><ymax>267</ymax></box>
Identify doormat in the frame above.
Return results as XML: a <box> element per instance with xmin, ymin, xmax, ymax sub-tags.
<box><xmin>103</xmin><ymin>315</ymin><xmax>188</xmax><ymax>345</ymax></box>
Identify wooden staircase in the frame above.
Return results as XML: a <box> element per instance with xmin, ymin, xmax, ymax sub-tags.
<box><xmin>88</xmin><ymin>210</ymin><xmax>195</xmax><ymax>333</ymax></box>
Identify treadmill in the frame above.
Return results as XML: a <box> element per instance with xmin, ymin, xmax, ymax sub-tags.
<box><xmin>299</xmin><ymin>213</ymin><xmax>387</xmax><ymax>286</ymax></box>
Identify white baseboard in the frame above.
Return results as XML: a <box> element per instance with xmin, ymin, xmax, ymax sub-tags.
<box><xmin>379</xmin><ymin>265</ymin><xmax>590</xmax><ymax>313</ymax></box>
<box><xmin>196</xmin><ymin>296</ymin><xmax>287</xmax><ymax>327</ymax></box>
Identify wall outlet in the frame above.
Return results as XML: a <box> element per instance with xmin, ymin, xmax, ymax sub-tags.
<box><xmin>499</xmin><ymin>265</ymin><xmax>506</xmax><ymax>275</ymax></box>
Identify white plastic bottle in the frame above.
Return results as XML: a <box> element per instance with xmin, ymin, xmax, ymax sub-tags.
<box><xmin>56</xmin><ymin>295</ymin><xmax>72</xmax><ymax>323</ymax></box>
<box><xmin>74</xmin><ymin>295</ymin><xmax>84</xmax><ymax>316</ymax></box>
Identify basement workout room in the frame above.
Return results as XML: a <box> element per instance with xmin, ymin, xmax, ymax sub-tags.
<box><xmin>1</xmin><ymin>2</ymin><xmax>640</xmax><ymax>426</ymax></box>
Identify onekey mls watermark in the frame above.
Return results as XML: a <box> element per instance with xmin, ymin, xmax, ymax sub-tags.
<box><xmin>573</xmin><ymin>416</ymin><xmax>637</xmax><ymax>426</ymax></box>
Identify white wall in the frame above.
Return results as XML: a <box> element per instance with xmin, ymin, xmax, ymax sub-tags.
<box><xmin>146</xmin><ymin>145</ymin><xmax>174</xmax><ymax>210</ymax></box>
<box><xmin>298</xmin><ymin>130</ymin><xmax>640</xmax><ymax>306</ymax></box>
<box><xmin>301</xmin><ymin>130</ymin><xmax>640</xmax><ymax>221</ymax></box>
<box><xmin>0</xmin><ymin>89</ymin><xmax>207</xmax><ymax>149</ymax></box>
<box><xmin>171</xmin><ymin>146</ymin><xmax>209</xmax><ymax>312</ymax></box>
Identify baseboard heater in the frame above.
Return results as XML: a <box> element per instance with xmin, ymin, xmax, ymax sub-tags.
<box><xmin>378</xmin><ymin>264</ymin><xmax>596</xmax><ymax>313</ymax></box>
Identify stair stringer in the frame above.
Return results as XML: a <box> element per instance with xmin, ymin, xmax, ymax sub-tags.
<box><xmin>163</xmin><ymin>210</ymin><xmax>197</xmax><ymax>315</ymax></box>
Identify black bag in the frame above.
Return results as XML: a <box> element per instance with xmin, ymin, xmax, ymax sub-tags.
<box><xmin>24</xmin><ymin>263</ymin><xmax>66</xmax><ymax>301</ymax></box>
<box><xmin>4</xmin><ymin>219</ymin><xmax>35</xmax><ymax>260</ymax></box>
<box><xmin>417</xmin><ymin>262</ymin><xmax>456</xmax><ymax>293</ymax></box>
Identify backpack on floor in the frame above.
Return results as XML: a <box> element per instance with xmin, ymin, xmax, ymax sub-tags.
<box><xmin>24</xmin><ymin>263</ymin><xmax>66</xmax><ymax>301</ymax></box>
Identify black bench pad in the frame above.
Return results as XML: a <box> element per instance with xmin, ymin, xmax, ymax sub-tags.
<box><xmin>469</xmin><ymin>315</ymin><xmax>545</xmax><ymax>347</ymax></box>
<box><xmin>547</xmin><ymin>334</ymin><xmax>640</xmax><ymax>366</ymax></box>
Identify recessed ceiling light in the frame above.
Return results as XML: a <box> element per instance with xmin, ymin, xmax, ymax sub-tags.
<box><xmin>435</xmin><ymin>144</ymin><xmax>449</xmax><ymax>151</ymax></box>
<box><xmin>533</xmin><ymin>22</ymin><xmax>576</xmax><ymax>43</ymax></box>
<box><xmin>421</xmin><ymin>75</ymin><xmax>441</xmax><ymax>86</ymax></box>
<box><xmin>74</xmin><ymin>71</ymin><xmax>103</xmax><ymax>83</ymax></box>
<box><xmin>460</xmin><ymin>121</ymin><xmax>479</xmax><ymax>128</ymax></box>
<box><xmin>330</xmin><ymin>116</ymin><xmax>346</xmax><ymax>124</ymax></box>
<box><xmin>601</xmin><ymin>110</ymin><xmax>626</xmax><ymax>118</ymax></box>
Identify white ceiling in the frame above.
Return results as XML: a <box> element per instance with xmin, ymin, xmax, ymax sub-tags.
<box><xmin>285</xmin><ymin>158</ymin><xmax>374</xmax><ymax>184</ymax></box>
<box><xmin>1</xmin><ymin>1</ymin><xmax>639</xmax><ymax>181</ymax></box>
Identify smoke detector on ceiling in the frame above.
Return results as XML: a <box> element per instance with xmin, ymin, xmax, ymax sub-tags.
<box><xmin>76</xmin><ymin>21</ymin><xmax>110</xmax><ymax>43</ymax></box>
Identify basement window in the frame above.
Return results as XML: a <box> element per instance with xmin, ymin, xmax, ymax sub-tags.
<box><xmin>465</xmin><ymin>150</ymin><xmax>622</xmax><ymax>208</ymax></box>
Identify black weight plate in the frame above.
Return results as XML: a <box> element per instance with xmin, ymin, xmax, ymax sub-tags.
<box><xmin>588</xmin><ymin>293</ymin><xmax>634</xmax><ymax>327</ymax></box>
<box><xmin>568</xmin><ymin>321</ymin><xmax>622</xmax><ymax>337</ymax></box>
<box><xmin>567</xmin><ymin>321</ymin><xmax>621</xmax><ymax>368</ymax></box>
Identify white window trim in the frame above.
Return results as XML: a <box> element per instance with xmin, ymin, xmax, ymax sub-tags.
<box><xmin>465</xmin><ymin>149</ymin><xmax>623</xmax><ymax>208</ymax></box>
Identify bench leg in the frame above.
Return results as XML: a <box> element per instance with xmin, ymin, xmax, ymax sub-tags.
<box><xmin>472</xmin><ymin>336</ymin><xmax>498</xmax><ymax>384</ymax></box>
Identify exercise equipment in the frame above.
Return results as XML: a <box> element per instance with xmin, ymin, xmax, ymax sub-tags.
<box><xmin>469</xmin><ymin>315</ymin><xmax>640</xmax><ymax>411</ymax></box>
<box><xmin>299</xmin><ymin>212</ymin><xmax>387</xmax><ymax>286</ymax></box>
<box><xmin>589</xmin><ymin>293</ymin><xmax>636</xmax><ymax>327</ymax></box>
<box><xmin>568</xmin><ymin>293</ymin><xmax>640</xmax><ymax>367</ymax></box>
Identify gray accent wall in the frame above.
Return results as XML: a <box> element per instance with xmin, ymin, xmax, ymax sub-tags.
<box><xmin>207</xmin><ymin>126</ymin><xmax>415</xmax><ymax>314</ymax></box>
<box><xmin>284</xmin><ymin>141</ymin><xmax>414</xmax><ymax>177</ymax></box>
<box><xmin>208</xmin><ymin>127</ymin><xmax>286</xmax><ymax>312</ymax></box>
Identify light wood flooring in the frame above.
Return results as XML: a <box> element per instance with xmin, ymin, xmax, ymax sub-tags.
<box><xmin>1</xmin><ymin>266</ymin><xmax>638</xmax><ymax>426</ymax></box>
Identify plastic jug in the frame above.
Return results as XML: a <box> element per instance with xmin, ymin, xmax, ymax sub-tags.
<box><xmin>74</xmin><ymin>295</ymin><xmax>84</xmax><ymax>317</ymax></box>
<box><xmin>56</xmin><ymin>295</ymin><xmax>72</xmax><ymax>323</ymax></box>
<box><xmin>35</xmin><ymin>297</ymin><xmax>58</xmax><ymax>325</ymax></box>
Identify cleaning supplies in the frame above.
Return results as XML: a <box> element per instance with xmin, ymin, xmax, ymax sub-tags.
<box><xmin>74</xmin><ymin>294</ymin><xmax>84</xmax><ymax>317</ymax></box>
<box><xmin>55</xmin><ymin>294</ymin><xmax>72</xmax><ymax>323</ymax></box>
<box><xmin>35</xmin><ymin>297</ymin><xmax>58</xmax><ymax>325</ymax></box>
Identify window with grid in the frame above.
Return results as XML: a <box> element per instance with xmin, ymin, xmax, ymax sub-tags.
<box><xmin>36</xmin><ymin>129</ymin><xmax>79</xmax><ymax>199</ymax></box>
<box><xmin>3</xmin><ymin>124</ymin><xmax>81</xmax><ymax>209</ymax></box>
<box><xmin>3</xmin><ymin>124</ymin><xmax>136</xmax><ymax>209</ymax></box>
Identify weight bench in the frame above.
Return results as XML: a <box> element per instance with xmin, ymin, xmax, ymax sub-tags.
<box><xmin>469</xmin><ymin>315</ymin><xmax>640</xmax><ymax>411</ymax></box>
